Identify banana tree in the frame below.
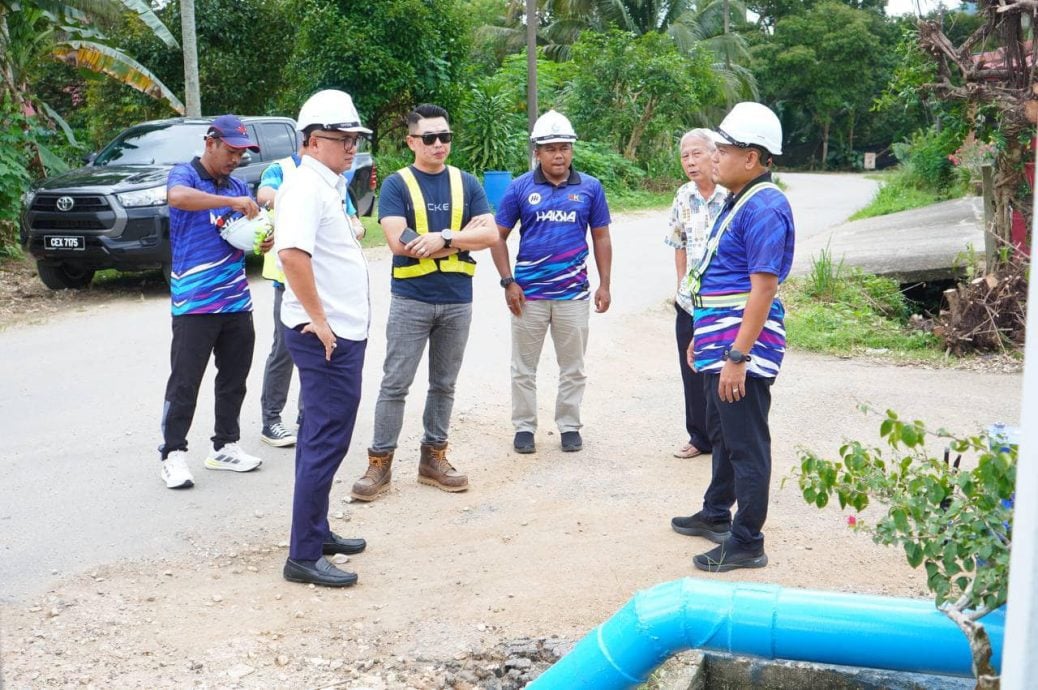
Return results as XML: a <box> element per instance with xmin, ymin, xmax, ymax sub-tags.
<box><xmin>0</xmin><ymin>0</ymin><xmax>182</xmax><ymax>175</ymax></box>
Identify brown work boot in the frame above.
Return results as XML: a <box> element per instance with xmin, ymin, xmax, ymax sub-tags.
<box><xmin>417</xmin><ymin>441</ymin><xmax>469</xmax><ymax>493</ymax></box>
<box><xmin>351</xmin><ymin>449</ymin><xmax>393</xmax><ymax>501</ymax></box>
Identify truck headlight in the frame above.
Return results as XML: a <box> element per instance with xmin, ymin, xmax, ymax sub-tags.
<box><xmin>116</xmin><ymin>186</ymin><xmax>167</xmax><ymax>207</ymax></box>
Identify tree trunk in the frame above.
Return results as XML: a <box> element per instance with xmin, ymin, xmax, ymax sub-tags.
<box><xmin>820</xmin><ymin>119</ymin><xmax>830</xmax><ymax>170</ymax></box>
<box><xmin>624</xmin><ymin>99</ymin><xmax>656</xmax><ymax>161</ymax></box>
<box><xmin>180</xmin><ymin>0</ymin><xmax>201</xmax><ymax>117</ymax></box>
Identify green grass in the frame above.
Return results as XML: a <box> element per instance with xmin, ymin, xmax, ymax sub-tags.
<box><xmin>605</xmin><ymin>189</ymin><xmax>675</xmax><ymax>212</ymax></box>
<box><xmin>783</xmin><ymin>256</ymin><xmax>942</xmax><ymax>359</ymax></box>
<box><xmin>850</xmin><ymin>168</ymin><xmax>960</xmax><ymax>221</ymax></box>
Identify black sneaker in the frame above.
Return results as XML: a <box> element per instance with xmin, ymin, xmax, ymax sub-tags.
<box><xmin>514</xmin><ymin>431</ymin><xmax>536</xmax><ymax>454</ymax></box>
<box><xmin>560</xmin><ymin>431</ymin><xmax>583</xmax><ymax>452</ymax></box>
<box><xmin>693</xmin><ymin>540</ymin><xmax>768</xmax><ymax>573</ymax></box>
<box><xmin>670</xmin><ymin>512</ymin><xmax>732</xmax><ymax>543</ymax></box>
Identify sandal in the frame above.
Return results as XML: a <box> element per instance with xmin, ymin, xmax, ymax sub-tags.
<box><xmin>674</xmin><ymin>442</ymin><xmax>704</xmax><ymax>459</ymax></box>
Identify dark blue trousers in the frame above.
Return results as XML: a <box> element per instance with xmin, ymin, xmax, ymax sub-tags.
<box><xmin>701</xmin><ymin>373</ymin><xmax>773</xmax><ymax>550</ymax></box>
<box><xmin>675</xmin><ymin>303</ymin><xmax>712</xmax><ymax>452</ymax></box>
<box><xmin>284</xmin><ymin>328</ymin><xmax>366</xmax><ymax>561</ymax></box>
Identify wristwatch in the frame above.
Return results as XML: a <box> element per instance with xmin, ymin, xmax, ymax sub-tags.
<box><xmin>723</xmin><ymin>348</ymin><xmax>752</xmax><ymax>364</ymax></box>
<box><xmin>500</xmin><ymin>277</ymin><xmax>516</xmax><ymax>288</ymax></box>
<box><xmin>441</xmin><ymin>228</ymin><xmax>453</xmax><ymax>248</ymax></box>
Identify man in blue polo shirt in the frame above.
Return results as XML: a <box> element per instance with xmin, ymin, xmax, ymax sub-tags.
<box><xmin>159</xmin><ymin>115</ymin><xmax>269</xmax><ymax>490</ymax></box>
<box><xmin>669</xmin><ymin>102</ymin><xmax>795</xmax><ymax>572</ymax></box>
<box><xmin>490</xmin><ymin>110</ymin><xmax>612</xmax><ymax>454</ymax></box>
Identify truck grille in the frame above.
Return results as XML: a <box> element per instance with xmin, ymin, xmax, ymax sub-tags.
<box><xmin>38</xmin><ymin>218</ymin><xmax>107</xmax><ymax>230</ymax></box>
<box><xmin>32</xmin><ymin>194</ymin><xmax>111</xmax><ymax>212</ymax></box>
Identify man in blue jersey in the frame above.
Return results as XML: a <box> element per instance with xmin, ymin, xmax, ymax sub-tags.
<box><xmin>255</xmin><ymin>135</ymin><xmax>364</xmax><ymax>449</ymax></box>
<box><xmin>159</xmin><ymin>115</ymin><xmax>269</xmax><ymax>490</ymax></box>
<box><xmin>669</xmin><ymin>102</ymin><xmax>795</xmax><ymax>572</ymax></box>
<box><xmin>490</xmin><ymin>110</ymin><xmax>612</xmax><ymax>454</ymax></box>
<box><xmin>349</xmin><ymin>103</ymin><xmax>498</xmax><ymax>501</ymax></box>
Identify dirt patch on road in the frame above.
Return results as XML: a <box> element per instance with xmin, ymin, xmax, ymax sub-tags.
<box><xmin>0</xmin><ymin>255</ymin><xmax>168</xmax><ymax>331</ymax></box>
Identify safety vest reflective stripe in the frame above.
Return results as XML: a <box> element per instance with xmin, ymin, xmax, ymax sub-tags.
<box><xmin>687</xmin><ymin>182</ymin><xmax>781</xmax><ymax>307</ymax></box>
<box><xmin>393</xmin><ymin>166</ymin><xmax>475</xmax><ymax>279</ymax></box>
<box><xmin>262</xmin><ymin>155</ymin><xmax>299</xmax><ymax>283</ymax></box>
<box><xmin>696</xmin><ymin>291</ymin><xmax>752</xmax><ymax>308</ymax></box>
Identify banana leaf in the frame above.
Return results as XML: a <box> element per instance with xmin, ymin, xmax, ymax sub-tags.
<box><xmin>38</xmin><ymin>99</ymin><xmax>79</xmax><ymax>147</ymax></box>
<box><xmin>52</xmin><ymin>40</ymin><xmax>185</xmax><ymax>114</ymax></box>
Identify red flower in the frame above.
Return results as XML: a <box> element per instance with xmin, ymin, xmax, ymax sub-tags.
<box><xmin>847</xmin><ymin>515</ymin><xmax>857</xmax><ymax>526</ymax></box>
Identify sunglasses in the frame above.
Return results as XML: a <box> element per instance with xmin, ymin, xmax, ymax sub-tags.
<box><xmin>410</xmin><ymin>132</ymin><xmax>453</xmax><ymax>145</ymax></box>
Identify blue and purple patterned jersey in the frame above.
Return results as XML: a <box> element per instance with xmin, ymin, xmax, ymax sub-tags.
<box><xmin>692</xmin><ymin>173</ymin><xmax>795</xmax><ymax>378</ymax></box>
<box><xmin>167</xmin><ymin>159</ymin><xmax>252</xmax><ymax>315</ymax></box>
<box><xmin>495</xmin><ymin>167</ymin><xmax>611</xmax><ymax>301</ymax></box>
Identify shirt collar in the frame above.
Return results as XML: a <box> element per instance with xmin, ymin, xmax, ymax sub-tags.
<box><xmin>190</xmin><ymin>156</ymin><xmax>230</xmax><ymax>188</ymax></box>
<box><xmin>533</xmin><ymin>165</ymin><xmax>581</xmax><ymax>187</ymax></box>
<box><xmin>301</xmin><ymin>155</ymin><xmax>347</xmax><ymax>194</ymax></box>
<box><xmin>684</xmin><ymin>180</ymin><xmax>727</xmax><ymax>206</ymax></box>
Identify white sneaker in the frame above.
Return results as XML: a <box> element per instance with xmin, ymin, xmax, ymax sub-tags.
<box><xmin>162</xmin><ymin>451</ymin><xmax>195</xmax><ymax>489</ymax></box>
<box><xmin>205</xmin><ymin>442</ymin><xmax>262</xmax><ymax>472</ymax></box>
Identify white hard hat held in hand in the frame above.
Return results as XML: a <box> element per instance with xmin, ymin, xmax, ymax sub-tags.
<box><xmin>709</xmin><ymin>102</ymin><xmax>783</xmax><ymax>156</ymax></box>
<box><xmin>296</xmin><ymin>89</ymin><xmax>372</xmax><ymax>135</ymax></box>
<box><xmin>530</xmin><ymin>110</ymin><xmax>578</xmax><ymax>145</ymax></box>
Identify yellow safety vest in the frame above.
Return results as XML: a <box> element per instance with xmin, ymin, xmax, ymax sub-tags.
<box><xmin>261</xmin><ymin>155</ymin><xmax>298</xmax><ymax>283</ymax></box>
<box><xmin>392</xmin><ymin>165</ymin><xmax>476</xmax><ymax>279</ymax></box>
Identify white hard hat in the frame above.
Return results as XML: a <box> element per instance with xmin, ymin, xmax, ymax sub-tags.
<box><xmin>219</xmin><ymin>210</ymin><xmax>273</xmax><ymax>254</ymax></box>
<box><xmin>530</xmin><ymin>109</ymin><xmax>578</xmax><ymax>145</ymax></box>
<box><xmin>296</xmin><ymin>89</ymin><xmax>372</xmax><ymax>135</ymax></box>
<box><xmin>709</xmin><ymin>102</ymin><xmax>783</xmax><ymax>156</ymax></box>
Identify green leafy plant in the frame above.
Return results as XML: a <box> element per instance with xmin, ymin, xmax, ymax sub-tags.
<box><xmin>455</xmin><ymin>88</ymin><xmax>526</xmax><ymax>174</ymax></box>
<box><xmin>791</xmin><ymin>407</ymin><xmax>1015</xmax><ymax>684</ymax></box>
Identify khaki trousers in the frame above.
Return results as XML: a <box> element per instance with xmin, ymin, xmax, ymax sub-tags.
<box><xmin>511</xmin><ymin>299</ymin><xmax>590</xmax><ymax>434</ymax></box>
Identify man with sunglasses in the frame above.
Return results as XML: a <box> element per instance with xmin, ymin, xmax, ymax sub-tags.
<box><xmin>669</xmin><ymin>102</ymin><xmax>795</xmax><ymax>573</ymax></box>
<box><xmin>274</xmin><ymin>90</ymin><xmax>371</xmax><ymax>587</ymax></box>
<box><xmin>490</xmin><ymin>110</ymin><xmax>612</xmax><ymax>455</ymax></box>
<box><xmin>350</xmin><ymin>103</ymin><xmax>497</xmax><ymax>501</ymax></box>
<box><xmin>159</xmin><ymin>115</ymin><xmax>269</xmax><ymax>490</ymax></box>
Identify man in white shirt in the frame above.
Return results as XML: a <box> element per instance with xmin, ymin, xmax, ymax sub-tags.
<box><xmin>274</xmin><ymin>90</ymin><xmax>371</xmax><ymax>588</ymax></box>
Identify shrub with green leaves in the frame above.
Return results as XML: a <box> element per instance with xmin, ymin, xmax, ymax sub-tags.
<box><xmin>792</xmin><ymin>408</ymin><xmax>1014</xmax><ymax>681</ymax></box>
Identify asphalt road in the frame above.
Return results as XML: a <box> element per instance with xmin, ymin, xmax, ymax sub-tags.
<box><xmin>0</xmin><ymin>172</ymin><xmax>881</xmax><ymax>600</ymax></box>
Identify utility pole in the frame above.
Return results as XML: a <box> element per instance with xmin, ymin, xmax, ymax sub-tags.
<box><xmin>180</xmin><ymin>0</ymin><xmax>201</xmax><ymax>116</ymax></box>
<box><xmin>526</xmin><ymin>0</ymin><xmax>537</xmax><ymax>169</ymax></box>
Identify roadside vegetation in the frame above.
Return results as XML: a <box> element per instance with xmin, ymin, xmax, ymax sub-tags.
<box><xmin>784</xmin><ymin>248</ymin><xmax>941</xmax><ymax>360</ymax></box>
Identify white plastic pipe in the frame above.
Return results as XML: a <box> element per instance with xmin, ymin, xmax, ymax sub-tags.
<box><xmin>1000</xmin><ymin>137</ymin><xmax>1038</xmax><ymax>689</ymax></box>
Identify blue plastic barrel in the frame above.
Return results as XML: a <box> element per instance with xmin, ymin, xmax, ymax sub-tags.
<box><xmin>482</xmin><ymin>171</ymin><xmax>512</xmax><ymax>211</ymax></box>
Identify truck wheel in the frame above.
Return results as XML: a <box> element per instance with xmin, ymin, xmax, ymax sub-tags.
<box><xmin>36</xmin><ymin>261</ymin><xmax>95</xmax><ymax>290</ymax></box>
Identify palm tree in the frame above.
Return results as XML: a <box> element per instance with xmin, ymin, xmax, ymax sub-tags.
<box><xmin>483</xmin><ymin>0</ymin><xmax>757</xmax><ymax>102</ymax></box>
<box><xmin>0</xmin><ymin>0</ymin><xmax>183</xmax><ymax>172</ymax></box>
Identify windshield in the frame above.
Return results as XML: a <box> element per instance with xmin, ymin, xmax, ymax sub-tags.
<box><xmin>94</xmin><ymin>123</ymin><xmax>209</xmax><ymax>166</ymax></box>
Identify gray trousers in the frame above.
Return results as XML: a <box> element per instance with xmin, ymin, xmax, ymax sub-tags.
<box><xmin>371</xmin><ymin>295</ymin><xmax>473</xmax><ymax>452</ymax></box>
<box><xmin>511</xmin><ymin>299</ymin><xmax>589</xmax><ymax>434</ymax></box>
<box><xmin>260</xmin><ymin>284</ymin><xmax>299</xmax><ymax>427</ymax></box>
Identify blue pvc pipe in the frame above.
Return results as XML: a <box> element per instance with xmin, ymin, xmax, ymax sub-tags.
<box><xmin>528</xmin><ymin>578</ymin><xmax>1006</xmax><ymax>689</ymax></box>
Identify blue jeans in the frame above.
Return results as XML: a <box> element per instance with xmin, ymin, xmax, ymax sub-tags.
<box><xmin>371</xmin><ymin>295</ymin><xmax>472</xmax><ymax>452</ymax></box>
<box><xmin>285</xmin><ymin>328</ymin><xmax>366</xmax><ymax>561</ymax></box>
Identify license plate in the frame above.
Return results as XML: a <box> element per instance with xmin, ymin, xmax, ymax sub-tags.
<box><xmin>45</xmin><ymin>235</ymin><xmax>85</xmax><ymax>250</ymax></box>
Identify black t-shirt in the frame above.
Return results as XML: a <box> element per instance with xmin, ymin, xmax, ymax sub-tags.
<box><xmin>378</xmin><ymin>165</ymin><xmax>490</xmax><ymax>304</ymax></box>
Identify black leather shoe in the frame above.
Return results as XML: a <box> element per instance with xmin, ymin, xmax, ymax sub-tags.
<box><xmin>561</xmin><ymin>431</ymin><xmax>583</xmax><ymax>452</ymax></box>
<box><xmin>322</xmin><ymin>532</ymin><xmax>366</xmax><ymax>555</ymax></box>
<box><xmin>283</xmin><ymin>557</ymin><xmax>358</xmax><ymax>587</ymax></box>
<box><xmin>513</xmin><ymin>431</ymin><xmax>536</xmax><ymax>454</ymax></box>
